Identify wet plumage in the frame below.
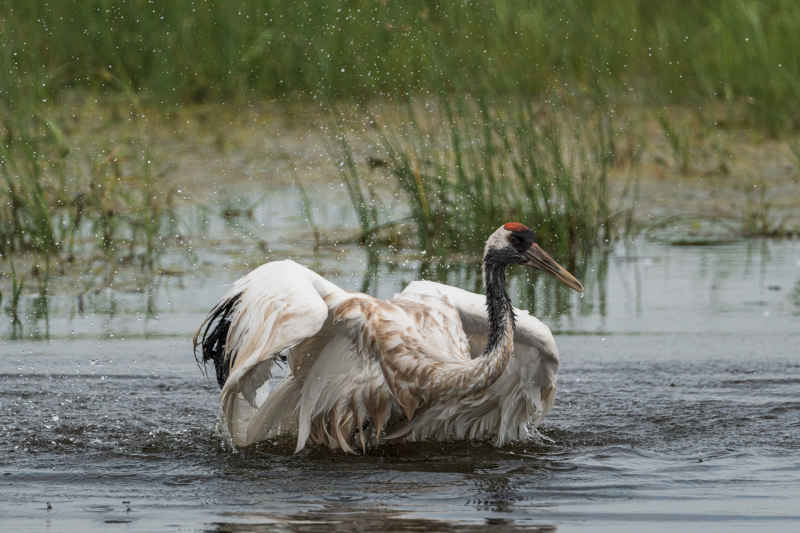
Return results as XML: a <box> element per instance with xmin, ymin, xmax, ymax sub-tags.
<box><xmin>194</xmin><ymin>223</ymin><xmax>583</xmax><ymax>453</ymax></box>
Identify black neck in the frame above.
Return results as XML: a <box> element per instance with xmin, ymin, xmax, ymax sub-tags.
<box><xmin>483</xmin><ymin>253</ymin><xmax>515</xmax><ymax>354</ymax></box>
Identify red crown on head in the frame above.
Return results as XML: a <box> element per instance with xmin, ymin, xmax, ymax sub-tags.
<box><xmin>503</xmin><ymin>222</ymin><xmax>529</xmax><ymax>232</ymax></box>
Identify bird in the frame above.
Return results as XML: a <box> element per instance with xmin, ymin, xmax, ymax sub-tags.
<box><xmin>193</xmin><ymin>222</ymin><xmax>583</xmax><ymax>454</ymax></box>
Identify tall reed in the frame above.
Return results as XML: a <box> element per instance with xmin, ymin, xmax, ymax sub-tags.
<box><xmin>0</xmin><ymin>99</ymin><xmax>176</xmax><ymax>334</ymax></box>
<box><xmin>340</xmin><ymin>98</ymin><xmax>616</xmax><ymax>271</ymax></box>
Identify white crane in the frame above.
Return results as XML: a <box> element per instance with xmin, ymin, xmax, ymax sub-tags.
<box><xmin>194</xmin><ymin>222</ymin><xmax>583</xmax><ymax>453</ymax></box>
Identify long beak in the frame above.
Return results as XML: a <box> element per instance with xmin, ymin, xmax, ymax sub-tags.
<box><xmin>522</xmin><ymin>243</ymin><xmax>584</xmax><ymax>292</ymax></box>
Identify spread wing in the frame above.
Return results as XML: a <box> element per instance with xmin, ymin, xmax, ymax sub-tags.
<box><xmin>397</xmin><ymin>280</ymin><xmax>560</xmax><ymax>442</ymax></box>
<box><xmin>400</xmin><ymin>280</ymin><xmax>560</xmax><ymax>364</ymax></box>
<box><xmin>194</xmin><ymin>260</ymin><xmax>392</xmax><ymax>452</ymax></box>
<box><xmin>194</xmin><ymin>265</ymin><xmax>563</xmax><ymax>452</ymax></box>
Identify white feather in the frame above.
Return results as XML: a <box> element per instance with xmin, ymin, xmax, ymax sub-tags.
<box><xmin>200</xmin><ymin>254</ymin><xmax>564</xmax><ymax>453</ymax></box>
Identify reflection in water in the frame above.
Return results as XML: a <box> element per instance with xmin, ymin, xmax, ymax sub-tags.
<box><xmin>28</xmin><ymin>290</ymin><xmax>50</xmax><ymax>340</ymax></box>
<box><xmin>793</xmin><ymin>280</ymin><xmax>800</xmax><ymax>314</ymax></box>
<box><xmin>373</xmin><ymin>247</ymin><xmax>610</xmax><ymax>324</ymax></box>
<box><xmin>3</xmin><ymin>259</ymin><xmax>170</xmax><ymax>340</ymax></box>
<box><xmin>207</xmin><ymin>509</ymin><xmax>556</xmax><ymax>532</ymax></box>
<box><xmin>361</xmin><ymin>248</ymin><xmax>380</xmax><ymax>294</ymax></box>
<box><xmin>3</xmin><ymin>181</ymin><xmax>613</xmax><ymax>338</ymax></box>
<box><xmin>8</xmin><ymin>233</ymin><xmax>800</xmax><ymax>340</ymax></box>
<box><xmin>3</xmin><ymin>261</ymin><xmax>25</xmax><ymax>339</ymax></box>
<box><xmin>2</xmin><ymin>239</ymin><xmax>799</xmax><ymax>532</ymax></box>
<box><xmin>1</xmin><ymin>201</ymin><xmax>183</xmax><ymax>339</ymax></box>
<box><xmin>3</xmin><ymin>264</ymin><xmax>51</xmax><ymax>340</ymax></box>
<box><xmin>3</xmin><ymin>177</ymin><xmax>798</xmax><ymax>343</ymax></box>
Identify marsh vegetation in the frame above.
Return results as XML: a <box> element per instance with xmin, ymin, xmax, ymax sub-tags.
<box><xmin>6</xmin><ymin>0</ymin><xmax>800</xmax><ymax>132</ymax></box>
<box><xmin>2</xmin><ymin>6</ymin><xmax>800</xmax><ymax>531</ymax></box>
<box><xmin>336</xmin><ymin>99</ymin><xmax>624</xmax><ymax>264</ymax></box>
<box><xmin>2</xmin><ymin>1</ymin><xmax>800</xmax><ymax>336</ymax></box>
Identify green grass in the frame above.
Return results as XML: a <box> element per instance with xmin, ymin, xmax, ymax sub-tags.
<box><xmin>0</xmin><ymin>155</ymin><xmax>179</xmax><ymax>335</ymax></box>
<box><xmin>0</xmin><ymin>94</ymin><xmax>179</xmax><ymax>336</ymax></box>
<box><xmin>3</xmin><ymin>0</ymin><xmax>800</xmax><ymax>133</ymax></box>
<box><xmin>1</xmin><ymin>135</ymin><xmax>175</xmax><ymax>263</ymax></box>
<box><xmin>1</xmin><ymin>260</ymin><xmax>24</xmax><ymax>338</ymax></box>
<box><xmin>337</xmin><ymin>97</ymin><xmax>618</xmax><ymax>271</ymax></box>
<box><xmin>3</xmin><ymin>0</ymin><xmax>798</xmax><ymax>332</ymax></box>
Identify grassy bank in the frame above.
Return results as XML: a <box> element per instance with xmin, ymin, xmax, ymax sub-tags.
<box><xmin>3</xmin><ymin>1</ymin><xmax>800</xmax><ymax>337</ymax></box>
<box><xmin>1</xmin><ymin>94</ymin><xmax>798</xmax><ymax>337</ymax></box>
<box><xmin>3</xmin><ymin>1</ymin><xmax>800</xmax><ymax>133</ymax></box>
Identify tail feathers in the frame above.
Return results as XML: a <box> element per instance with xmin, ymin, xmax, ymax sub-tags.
<box><xmin>193</xmin><ymin>292</ymin><xmax>242</xmax><ymax>388</ymax></box>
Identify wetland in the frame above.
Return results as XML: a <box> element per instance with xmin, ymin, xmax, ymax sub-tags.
<box><xmin>2</xmin><ymin>2</ymin><xmax>800</xmax><ymax>530</ymax></box>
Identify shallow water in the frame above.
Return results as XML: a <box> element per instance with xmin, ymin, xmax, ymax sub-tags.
<box><xmin>1</xmin><ymin>187</ymin><xmax>799</xmax><ymax>531</ymax></box>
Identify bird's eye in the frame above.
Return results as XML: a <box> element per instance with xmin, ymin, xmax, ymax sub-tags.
<box><xmin>509</xmin><ymin>234</ymin><xmax>526</xmax><ymax>252</ymax></box>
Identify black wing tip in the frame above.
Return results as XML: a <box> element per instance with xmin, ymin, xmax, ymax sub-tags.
<box><xmin>193</xmin><ymin>292</ymin><xmax>242</xmax><ymax>388</ymax></box>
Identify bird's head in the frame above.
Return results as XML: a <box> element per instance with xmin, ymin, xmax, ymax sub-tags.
<box><xmin>483</xmin><ymin>222</ymin><xmax>584</xmax><ymax>292</ymax></box>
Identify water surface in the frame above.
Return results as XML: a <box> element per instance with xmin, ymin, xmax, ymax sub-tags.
<box><xmin>1</xmin><ymin>188</ymin><xmax>799</xmax><ymax>531</ymax></box>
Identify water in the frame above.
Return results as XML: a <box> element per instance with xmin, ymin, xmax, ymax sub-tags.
<box><xmin>1</xmin><ymin>187</ymin><xmax>799</xmax><ymax>531</ymax></box>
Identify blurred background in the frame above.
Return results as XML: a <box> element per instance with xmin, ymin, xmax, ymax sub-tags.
<box><xmin>1</xmin><ymin>0</ymin><xmax>798</xmax><ymax>339</ymax></box>
<box><xmin>1</xmin><ymin>3</ymin><xmax>799</xmax><ymax>531</ymax></box>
